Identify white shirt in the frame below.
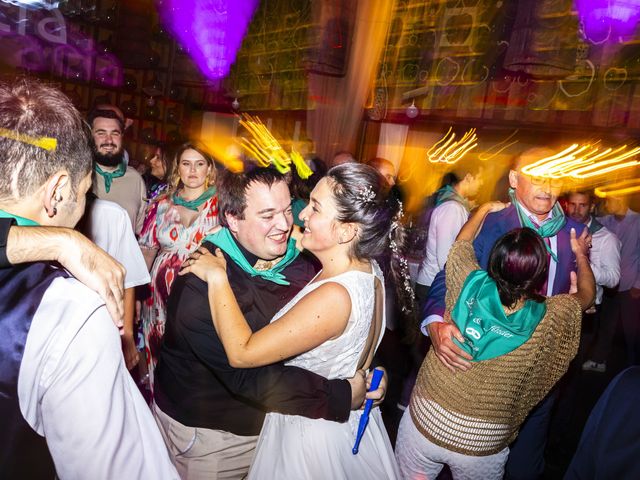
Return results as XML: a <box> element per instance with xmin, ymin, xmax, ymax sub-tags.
<box><xmin>587</xmin><ymin>219</ymin><xmax>621</xmax><ymax>304</ymax></box>
<box><xmin>416</xmin><ymin>200</ymin><xmax>469</xmax><ymax>287</ymax></box>
<box><xmin>85</xmin><ymin>199</ymin><xmax>150</xmax><ymax>289</ymax></box>
<box><xmin>93</xmin><ymin>166</ymin><xmax>147</xmax><ymax>235</ymax></box>
<box><xmin>18</xmin><ymin>277</ymin><xmax>178</xmax><ymax>479</ymax></box>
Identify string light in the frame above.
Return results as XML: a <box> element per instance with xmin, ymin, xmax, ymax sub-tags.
<box><xmin>427</xmin><ymin>127</ymin><xmax>478</xmax><ymax>164</ymax></box>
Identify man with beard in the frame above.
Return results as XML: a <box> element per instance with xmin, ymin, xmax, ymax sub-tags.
<box><xmin>88</xmin><ymin>108</ymin><xmax>146</xmax><ymax>234</ymax></box>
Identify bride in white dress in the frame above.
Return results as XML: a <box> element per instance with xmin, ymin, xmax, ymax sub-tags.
<box><xmin>183</xmin><ymin>163</ymin><xmax>400</xmax><ymax>479</ymax></box>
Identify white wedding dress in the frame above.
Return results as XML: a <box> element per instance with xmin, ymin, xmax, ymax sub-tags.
<box><xmin>248</xmin><ymin>262</ymin><xmax>399</xmax><ymax>479</ymax></box>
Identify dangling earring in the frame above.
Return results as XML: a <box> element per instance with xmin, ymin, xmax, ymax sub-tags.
<box><xmin>205</xmin><ymin>177</ymin><xmax>209</xmax><ymax>189</ymax></box>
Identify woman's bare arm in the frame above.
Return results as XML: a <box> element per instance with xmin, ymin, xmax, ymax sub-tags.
<box><xmin>181</xmin><ymin>248</ymin><xmax>351</xmax><ymax>368</ymax></box>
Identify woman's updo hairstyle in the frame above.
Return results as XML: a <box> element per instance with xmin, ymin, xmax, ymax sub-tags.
<box><xmin>488</xmin><ymin>228</ymin><xmax>549</xmax><ymax>308</ymax></box>
<box><xmin>325</xmin><ymin>163</ymin><xmax>401</xmax><ymax>261</ymax></box>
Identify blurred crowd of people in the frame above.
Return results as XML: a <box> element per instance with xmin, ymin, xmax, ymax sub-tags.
<box><xmin>2</xmin><ymin>78</ymin><xmax>639</xmax><ymax>479</ymax></box>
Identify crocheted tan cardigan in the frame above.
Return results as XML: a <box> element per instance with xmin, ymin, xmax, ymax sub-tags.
<box><xmin>410</xmin><ymin>240</ymin><xmax>582</xmax><ymax>456</ymax></box>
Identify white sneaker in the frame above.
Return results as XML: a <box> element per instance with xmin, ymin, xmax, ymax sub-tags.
<box><xmin>582</xmin><ymin>360</ymin><xmax>606</xmax><ymax>373</ymax></box>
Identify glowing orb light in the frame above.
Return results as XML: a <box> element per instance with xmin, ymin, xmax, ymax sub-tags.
<box><xmin>156</xmin><ymin>0</ymin><xmax>258</xmax><ymax>80</ymax></box>
<box><xmin>576</xmin><ymin>0</ymin><xmax>640</xmax><ymax>42</ymax></box>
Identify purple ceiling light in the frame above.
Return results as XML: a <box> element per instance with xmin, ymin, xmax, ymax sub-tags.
<box><xmin>156</xmin><ymin>0</ymin><xmax>258</xmax><ymax>80</ymax></box>
<box><xmin>576</xmin><ymin>0</ymin><xmax>640</xmax><ymax>43</ymax></box>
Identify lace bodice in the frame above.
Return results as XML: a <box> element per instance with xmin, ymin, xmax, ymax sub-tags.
<box><xmin>271</xmin><ymin>261</ymin><xmax>386</xmax><ymax>380</ymax></box>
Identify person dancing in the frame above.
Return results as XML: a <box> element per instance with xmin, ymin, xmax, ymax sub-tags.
<box><xmin>182</xmin><ymin>163</ymin><xmax>400</xmax><ymax>479</ymax></box>
<box><xmin>395</xmin><ymin>202</ymin><xmax>595</xmax><ymax>479</ymax></box>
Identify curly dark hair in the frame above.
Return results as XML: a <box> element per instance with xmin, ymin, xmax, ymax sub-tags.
<box><xmin>488</xmin><ymin>228</ymin><xmax>548</xmax><ymax>308</ymax></box>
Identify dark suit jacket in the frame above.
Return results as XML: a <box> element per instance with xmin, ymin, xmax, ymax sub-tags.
<box><xmin>423</xmin><ymin>204</ymin><xmax>586</xmax><ymax>319</ymax></box>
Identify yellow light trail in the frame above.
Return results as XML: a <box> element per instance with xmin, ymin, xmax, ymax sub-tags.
<box><xmin>427</xmin><ymin>127</ymin><xmax>478</xmax><ymax>164</ymax></box>
<box><xmin>479</xmin><ymin>130</ymin><xmax>519</xmax><ymax>162</ymax></box>
<box><xmin>594</xmin><ymin>178</ymin><xmax>640</xmax><ymax>197</ymax></box>
<box><xmin>520</xmin><ymin>143</ymin><xmax>640</xmax><ymax>181</ymax></box>
<box><xmin>237</xmin><ymin>114</ymin><xmax>294</xmax><ymax>175</ymax></box>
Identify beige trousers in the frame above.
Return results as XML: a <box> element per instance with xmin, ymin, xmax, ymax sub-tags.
<box><xmin>153</xmin><ymin>403</ymin><xmax>259</xmax><ymax>480</ymax></box>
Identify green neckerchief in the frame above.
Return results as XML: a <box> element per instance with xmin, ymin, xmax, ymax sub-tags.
<box><xmin>94</xmin><ymin>161</ymin><xmax>126</xmax><ymax>193</ymax></box>
<box><xmin>508</xmin><ymin>188</ymin><xmax>565</xmax><ymax>262</ymax></box>
<box><xmin>588</xmin><ymin>216</ymin><xmax>604</xmax><ymax>235</ymax></box>
<box><xmin>203</xmin><ymin>227</ymin><xmax>300</xmax><ymax>285</ymax></box>
<box><xmin>173</xmin><ymin>186</ymin><xmax>217</xmax><ymax>211</ymax></box>
<box><xmin>0</xmin><ymin>209</ymin><xmax>39</xmax><ymax>226</ymax></box>
<box><xmin>452</xmin><ymin>270</ymin><xmax>547</xmax><ymax>361</ymax></box>
<box><xmin>434</xmin><ymin>184</ymin><xmax>470</xmax><ymax>211</ymax></box>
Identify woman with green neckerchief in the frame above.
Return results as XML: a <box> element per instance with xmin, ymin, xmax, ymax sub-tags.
<box><xmin>395</xmin><ymin>202</ymin><xmax>595</xmax><ymax>480</ymax></box>
<box><xmin>138</xmin><ymin>141</ymin><xmax>219</xmax><ymax>390</ymax></box>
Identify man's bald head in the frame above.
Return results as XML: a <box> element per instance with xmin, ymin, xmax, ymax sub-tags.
<box><xmin>512</xmin><ymin>147</ymin><xmax>557</xmax><ymax>172</ymax></box>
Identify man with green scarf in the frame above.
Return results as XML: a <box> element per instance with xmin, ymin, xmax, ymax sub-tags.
<box><xmin>153</xmin><ymin>167</ymin><xmax>384</xmax><ymax>480</ymax></box>
<box><xmin>415</xmin><ymin>162</ymin><xmax>484</xmax><ymax>308</ymax></box>
<box><xmin>88</xmin><ymin>108</ymin><xmax>146</xmax><ymax>235</ymax></box>
<box><xmin>422</xmin><ymin>147</ymin><xmax>587</xmax><ymax>480</ymax></box>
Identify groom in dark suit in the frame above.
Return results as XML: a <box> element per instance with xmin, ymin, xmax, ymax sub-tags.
<box><xmin>422</xmin><ymin>147</ymin><xmax>586</xmax><ymax>480</ymax></box>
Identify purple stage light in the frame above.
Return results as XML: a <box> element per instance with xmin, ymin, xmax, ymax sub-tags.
<box><xmin>576</xmin><ymin>0</ymin><xmax>640</xmax><ymax>43</ymax></box>
<box><xmin>156</xmin><ymin>0</ymin><xmax>258</xmax><ymax>80</ymax></box>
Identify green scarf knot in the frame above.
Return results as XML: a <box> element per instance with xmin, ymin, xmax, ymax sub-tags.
<box><xmin>434</xmin><ymin>184</ymin><xmax>470</xmax><ymax>211</ymax></box>
<box><xmin>508</xmin><ymin>188</ymin><xmax>565</xmax><ymax>262</ymax></box>
<box><xmin>94</xmin><ymin>162</ymin><xmax>126</xmax><ymax>193</ymax></box>
<box><xmin>173</xmin><ymin>186</ymin><xmax>217</xmax><ymax>211</ymax></box>
<box><xmin>452</xmin><ymin>270</ymin><xmax>547</xmax><ymax>361</ymax></box>
<box><xmin>203</xmin><ymin>227</ymin><xmax>299</xmax><ymax>285</ymax></box>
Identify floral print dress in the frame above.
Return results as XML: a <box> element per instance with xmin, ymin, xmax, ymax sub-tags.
<box><xmin>138</xmin><ymin>194</ymin><xmax>218</xmax><ymax>389</ymax></box>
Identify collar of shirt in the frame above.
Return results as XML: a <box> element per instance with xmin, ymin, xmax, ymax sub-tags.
<box><xmin>519</xmin><ymin>203</ymin><xmax>554</xmax><ymax>226</ymax></box>
<box><xmin>228</xmin><ymin>233</ymin><xmax>261</xmax><ymax>267</ymax></box>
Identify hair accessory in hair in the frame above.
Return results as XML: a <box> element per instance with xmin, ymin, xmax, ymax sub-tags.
<box><xmin>357</xmin><ymin>184</ymin><xmax>376</xmax><ymax>204</ymax></box>
<box><xmin>387</xmin><ymin>200</ymin><xmax>414</xmax><ymax>313</ymax></box>
<box><xmin>0</xmin><ymin>127</ymin><xmax>57</xmax><ymax>151</ymax></box>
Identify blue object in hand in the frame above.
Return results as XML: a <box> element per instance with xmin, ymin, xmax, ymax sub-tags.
<box><xmin>352</xmin><ymin>368</ymin><xmax>383</xmax><ymax>455</ymax></box>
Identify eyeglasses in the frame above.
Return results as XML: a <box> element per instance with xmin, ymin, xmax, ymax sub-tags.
<box><xmin>523</xmin><ymin>174</ymin><xmax>565</xmax><ymax>188</ymax></box>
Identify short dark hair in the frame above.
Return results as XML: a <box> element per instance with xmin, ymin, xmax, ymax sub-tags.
<box><xmin>87</xmin><ymin>108</ymin><xmax>124</xmax><ymax>132</ymax></box>
<box><xmin>488</xmin><ymin>228</ymin><xmax>548</xmax><ymax>308</ymax></box>
<box><xmin>449</xmin><ymin>158</ymin><xmax>483</xmax><ymax>185</ymax></box>
<box><xmin>567</xmin><ymin>190</ymin><xmax>594</xmax><ymax>203</ymax></box>
<box><xmin>0</xmin><ymin>78</ymin><xmax>91</xmax><ymax>201</ymax></box>
<box><xmin>218</xmin><ymin>167</ymin><xmax>287</xmax><ymax>227</ymax></box>
<box><xmin>325</xmin><ymin>163</ymin><xmax>401</xmax><ymax>260</ymax></box>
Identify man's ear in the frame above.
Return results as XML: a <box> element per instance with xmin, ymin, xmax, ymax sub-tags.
<box><xmin>508</xmin><ymin>170</ymin><xmax>518</xmax><ymax>189</ymax></box>
<box><xmin>43</xmin><ymin>171</ymin><xmax>69</xmax><ymax>217</ymax></box>
<box><xmin>225</xmin><ymin>212</ymin><xmax>240</xmax><ymax>233</ymax></box>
